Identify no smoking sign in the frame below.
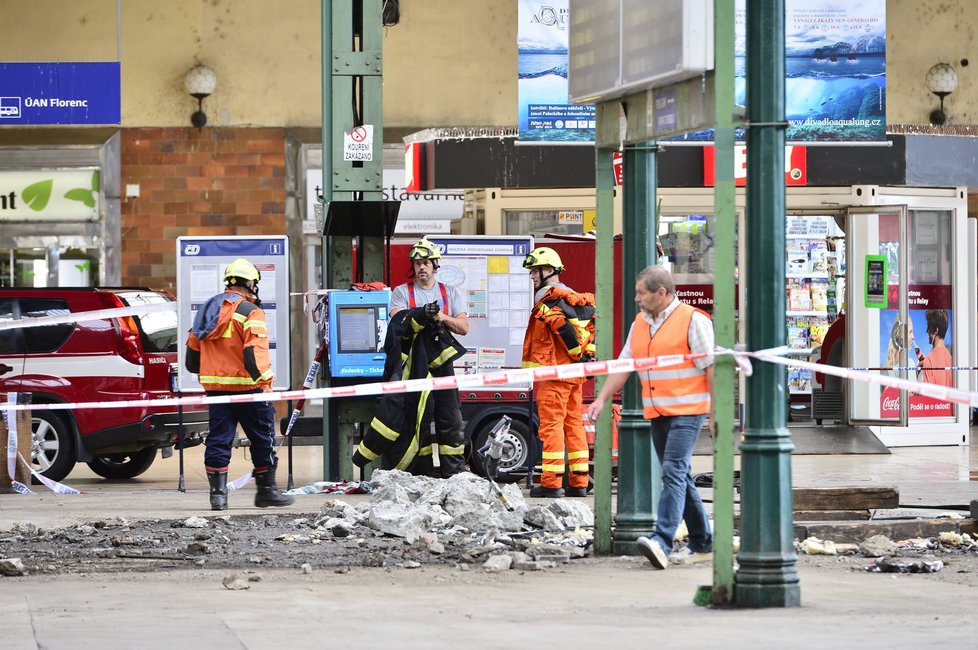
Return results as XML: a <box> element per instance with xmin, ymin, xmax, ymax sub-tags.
<box><xmin>343</xmin><ymin>124</ymin><xmax>374</xmax><ymax>161</ymax></box>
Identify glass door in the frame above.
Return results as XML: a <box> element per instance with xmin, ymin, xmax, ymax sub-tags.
<box><xmin>846</xmin><ymin>206</ymin><xmax>908</xmax><ymax>425</ymax></box>
<box><xmin>0</xmin><ymin>247</ymin><xmax>98</xmax><ymax>287</ymax></box>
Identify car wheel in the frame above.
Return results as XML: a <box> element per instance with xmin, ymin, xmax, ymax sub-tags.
<box><xmin>87</xmin><ymin>447</ymin><xmax>157</xmax><ymax>480</ymax></box>
<box><xmin>31</xmin><ymin>411</ymin><xmax>76</xmax><ymax>482</ymax></box>
<box><xmin>469</xmin><ymin>417</ymin><xmax>531</xmax><ymax>484</ymax></box>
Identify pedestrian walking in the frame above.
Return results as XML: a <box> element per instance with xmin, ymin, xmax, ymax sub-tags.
<box><xmin>587</xmin><ymin>265</ymin><xmax>714</xmax><ymax>567</ymax></box>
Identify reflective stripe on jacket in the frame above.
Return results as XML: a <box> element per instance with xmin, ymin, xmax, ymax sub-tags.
<box><xmin>353</xmin><ymin>307</ymin><xmax>465</xmax><ymax>473</ymax></box>
<box><xmin>521</xmin><ymin>284</ymin><xmax>596</xmax><ymax>370</ymax></box>
<box><xmin>630</xmin><ymin>303</ymin><xmax>709</xmax><ymax>418</ymax></box>
<box><xmin>186</xmin><ymin>289</ymin><xmax>273</xmax><ymax>392</ymax></box>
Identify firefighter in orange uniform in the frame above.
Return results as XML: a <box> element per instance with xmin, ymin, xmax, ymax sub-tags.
<box><xmin>185</xmin><ymin>258</ymin><xmax>294</xmax><ymax>511</ymax></box>
<box><xmin>522</xmin><ymin>247</ymin><xmax>596</xmax><ymax>498</ymax></box>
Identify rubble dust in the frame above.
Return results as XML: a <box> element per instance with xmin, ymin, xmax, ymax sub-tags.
<box><xmin>2</xmin><ymin>470</ymin><xmax>976</xmax><ymax>586</ymax></box>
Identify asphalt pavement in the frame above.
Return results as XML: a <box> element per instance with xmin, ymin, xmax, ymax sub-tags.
<box><xmin>1</xmin><ymin>442</ymin><xmax>976</xmax><ymax>649</ymax></box>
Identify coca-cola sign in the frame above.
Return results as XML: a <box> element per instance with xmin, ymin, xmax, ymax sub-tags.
<box><xmin>880</xmin><ymin>386</ymin><xmax>954</xmax><ymax>418</ymax></box>
<box><xmin>881</xmin><ymin>395</ymin><xmax>900</xmax><ymax>413</ymax></box>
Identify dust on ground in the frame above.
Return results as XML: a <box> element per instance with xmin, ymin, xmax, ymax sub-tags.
<box><xmin>1</xmin><ymin>469</ymin><xmax>976</xmax><ymax>587</ymax></box>
<box><xmin>2</xmin><ymin>509</ymin><xmax>976</xmax><ymax>587</ymax></box>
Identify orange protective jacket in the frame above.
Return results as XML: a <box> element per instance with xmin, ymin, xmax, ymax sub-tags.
<box><xmin>185</xmin><ymin>288</ymin><xmax>273</xmax><ymax>392</ymax></box>
<box><xmin>522</xmin><ymin>284</ymin><xmax>596</xmax><ymax>371</ymax></box>
<box><xmin>630</xmin><ymin>304</ymin><xmax>710</xmax><ymax>418</ymax></box>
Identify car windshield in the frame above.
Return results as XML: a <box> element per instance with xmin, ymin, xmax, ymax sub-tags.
<box><xmin>116</xmin><ymin>291</ymin><xmax>178</xmax><ymax>353</ymax></box>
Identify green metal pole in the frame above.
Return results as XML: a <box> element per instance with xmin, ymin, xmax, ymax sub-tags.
<box><xmin>737</xmin><ymin>0</ymin><xmax>800</xmax><ymax>607</ymax></box>
<box><xmin>593</xmin><ymin>144</ymin><xmax>614</xmax><ymax>555</ymax></box>
<box><xmin>320</xmin><ymin>0</ymin><xmax>334</xmax><ymax>479</ymax></box>
<box><xmin>611</xmin><ymin>142</ymin><xmax>657</xmax><ymax>555</ymax></box>
<box><xmin>710</xmin><ymin>0</ymin><xmax>737</xmax><ymax>606</ymax></box>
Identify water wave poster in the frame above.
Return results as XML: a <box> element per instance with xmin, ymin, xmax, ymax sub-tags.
<box><xmin>518</xmin><ymin>0</ymin><xmax>595</xmax><ymax>143</ymax></box>
<box><xmin>780</xmin><ymin>0</ymin><xmax>886</xmax><ymax>141</ymax></box>
<box><xmin>675</xmin><ymin>0</ymin><xmax>886</xmax><ymax>143</ymax></box>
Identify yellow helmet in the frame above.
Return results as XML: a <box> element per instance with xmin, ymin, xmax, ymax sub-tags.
<box><xmin>408</xmin><ymin>237</ymin><xmax>442</xmax><ymax>261</ymax></box>
<box><xmin>223</xmin><ymin>258</ymin><xmax>261</xmax><ymax>285</ymax></box>
<box><xmin>523</xmin><ymin>247</ymin><xmax>563</xmax><ymax>272</ymax></box>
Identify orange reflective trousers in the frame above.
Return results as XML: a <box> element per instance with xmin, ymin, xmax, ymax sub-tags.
<box><xmin>535</xmin><ymin>379</ymin><xmax>589</xmax><ymax>489</ymax></box>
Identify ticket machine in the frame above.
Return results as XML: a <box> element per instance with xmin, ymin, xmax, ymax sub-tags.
<box><xmin>327</xmin><ymin>289</ymin><xmax>391</xmax><ymax>378</ymax></box>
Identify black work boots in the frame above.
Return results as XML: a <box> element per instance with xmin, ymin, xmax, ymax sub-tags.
<box><xmin>207</xmin><ymin>470</ymin><xmax>228</xmax><ymax>511</ymax></box>
<box><xmin>253</xmin><ymin>467</ymin><xmax>295</xmax><ymax>508</ymax></box>
<box><xmin>529</xmin><ymin>485</ymin><xmax>564</xmax><ymax>498</ymax></box>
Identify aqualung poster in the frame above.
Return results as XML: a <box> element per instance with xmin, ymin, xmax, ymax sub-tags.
<box><xmin>781</xmin><ymin>0</ymin><xmax>886</xmax><ymax>141</ymax></box>
<box><xmin>676</xmin><ymin>0</ymin><xmax>886</xmax><ymax>142</ymax></box>
<box><xmin>518</xmin><ymin>0</ymin><xmax>595</xmax><ymax>143</ymax></box>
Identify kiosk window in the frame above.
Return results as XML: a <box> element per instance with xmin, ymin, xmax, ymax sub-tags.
<box><xmin>337</xmin><ymin>307</ymin><xmax>379</xmax><ymax>353</ymax></box>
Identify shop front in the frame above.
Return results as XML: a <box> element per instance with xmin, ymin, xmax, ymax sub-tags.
<box><xmin>408</xmin><ymin>132</ymin><xmax>978</xmax><ymax>447</ymax></box>
<box><xmin>0</xmin><ymin>132</ymin><xmax>120</xmax><ymax>287</ymax></box>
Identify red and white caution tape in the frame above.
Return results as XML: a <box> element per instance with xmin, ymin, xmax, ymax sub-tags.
<box><xmin>0</xmin><ymin>346</ymin><xmax>974</xmax><ymax>414</ymax></box>
<box><xmin>18</xmin><ymin>452</ymin><xmax>80</xmax><ymax>494</ymax></box>
<box><xmin>750</xmin><ymin>346</ymin><xmax>977</xmax><ymax>408</ymax></box>
<box><xmin>5</xmin><ymin>346</ymin><xmax>974</xmax><ymax>495</ymax></box>
<box><xmin>3</xmin><ymin>392</ymin><xmax>79</xmax><ymax>495</ymax></box>
<box><xmin>0</xmin><ymin>301</ymin><xmax>174</xmax><ymax>331</ymax></box>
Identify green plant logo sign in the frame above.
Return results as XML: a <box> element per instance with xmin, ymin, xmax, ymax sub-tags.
<box><xmin>0</xmin><ymin>170</ymin><xmax>100</xmax><ymax>221</ymax></box>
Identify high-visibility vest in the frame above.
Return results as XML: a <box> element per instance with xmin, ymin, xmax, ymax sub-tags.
<box><xmin>630</xmin><ymin>303</ymin><xmax>710</xmax><ymax>418</ymax></box>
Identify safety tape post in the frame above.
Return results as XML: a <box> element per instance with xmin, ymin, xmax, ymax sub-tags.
<box><xmin>4</xmin><ymin>393</ymin><xmax>33</xmax><ymax>494</ymax></box>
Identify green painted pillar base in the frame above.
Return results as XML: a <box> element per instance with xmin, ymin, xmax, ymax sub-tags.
<box><xmin>735</xmin><ymin>560</ymin><xmax>801</xmax><ymax>607</ymax></box>
<box><xmin>612</xmin><ymin>408</ymin><xmax>657</xmax><ymax>555</ymax></box>
<box><xmin>734</xmin><ymin>428</ymin><xmax>801</xmax><ymax>607</ymax></box>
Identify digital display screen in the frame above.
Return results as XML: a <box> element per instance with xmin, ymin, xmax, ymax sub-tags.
<box><xmin>337</xmin><ymin>306</ymin><xmax>382</xmax><ymax>353</ymax></box>
<box><xmin>864</xmin><ymin>255</ymin><xmax>887</xmax><ymax>308</ymax></box>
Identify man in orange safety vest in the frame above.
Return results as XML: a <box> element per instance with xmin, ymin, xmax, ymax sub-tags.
<box><xmin>587</xmin><ymin>265</ymin><xmax>714</xmax><ymax>568</ymax></box>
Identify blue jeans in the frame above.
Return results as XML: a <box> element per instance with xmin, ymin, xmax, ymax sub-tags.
<box><xmin>648</xmin><ymin>414</ymin><xmax>713</xmax><ymax>554</ymax></box>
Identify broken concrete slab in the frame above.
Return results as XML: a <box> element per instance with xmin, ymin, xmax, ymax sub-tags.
<box><xmin>795</xmin><ymin>518</ymin><xmax>960</xmax><ymax>544</ymax></box>
<box><xmin>859</xmin><ymin>534</ymin><xmax>899</xmax><ymax>557</ymax></box>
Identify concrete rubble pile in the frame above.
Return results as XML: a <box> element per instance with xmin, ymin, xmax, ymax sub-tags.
<box><xmin>0</xmin><ymin>471</ymin><xmax>595</xmax><ymax>576</ymax></box>
<box><xmin>341</xmin><ymin>470</ymin><xmax>595</xmax><ymax>571</ymax></box>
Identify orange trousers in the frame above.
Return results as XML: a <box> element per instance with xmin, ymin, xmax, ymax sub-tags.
<box><xmin>535</xmin><ymin>379</ymin><xmax>589</xmax><ymax>489</ymax></box>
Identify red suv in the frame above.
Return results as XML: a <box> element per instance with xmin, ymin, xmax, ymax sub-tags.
<box><xmin>0</xmin><ymin>287</ymin><xmax>209</xmax><ymax>481</ymax></box>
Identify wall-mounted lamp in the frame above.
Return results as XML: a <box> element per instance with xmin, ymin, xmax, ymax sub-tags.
<box><xmin>183</xmin><ymin>65</ymin><xmax>217</xmax><ymax>130</ymax></box>
<box><xmin>925</xmin><ymin>62</ymin><xmax>958</xmax><ymax>126</ymax></box>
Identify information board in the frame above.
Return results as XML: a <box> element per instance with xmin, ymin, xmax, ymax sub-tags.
<box><xmin>176</xmin><ymin>236</ymin><xmax>291</xmax><ymax>392</ymax></box>
<box><xmin>425</xmin><ymin>236</ymin><xmax>534</xmax><ymax>382</ymax></box>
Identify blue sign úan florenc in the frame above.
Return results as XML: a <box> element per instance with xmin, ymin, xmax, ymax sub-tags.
<box><xmin>0</xmin><ymin>62</ymin><xmax>121</xmax><ymax>125</ymax></box>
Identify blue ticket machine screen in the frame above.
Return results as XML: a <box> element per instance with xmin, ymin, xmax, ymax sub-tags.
<box><xmin>328</xmin><ymin>290</ymin><xmax>390</xmax><ymax>377</ymax></box>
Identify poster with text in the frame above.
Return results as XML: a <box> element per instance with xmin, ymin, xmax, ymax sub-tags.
<box><xmin>879</xmin><ymin>305</ymin><xmax>954</xmax><ymax>419</ymax></box>
<box><xmin>518</xmin><ymin>0</ymin><xmax>595</xmax><ymax>142</ymax></box>
<box><xmin>673</xmin><ymin>0</ymin><xmax>886</xmax><ymax>142</ymax></box>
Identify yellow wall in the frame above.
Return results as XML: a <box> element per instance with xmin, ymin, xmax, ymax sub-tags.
<box><xmin>0</xmin><ymin>0</ymin><xmax>972</xmax><ymax>130</ymax></box>
<box><xmin>887</xmin><ymin>0</ymin><xmax>974</xmax><ymax>124</ymax></box>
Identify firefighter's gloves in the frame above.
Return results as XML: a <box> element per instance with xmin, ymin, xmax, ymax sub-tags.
<box><xmin>577</xmin><ymin>353</ymin><xmax>595</xmax><ymax>363</ymax></box>
<box><xmin>424</xmin><ymin>301</ymin><xmax>445</xmax><ymax>339</ymax></box>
